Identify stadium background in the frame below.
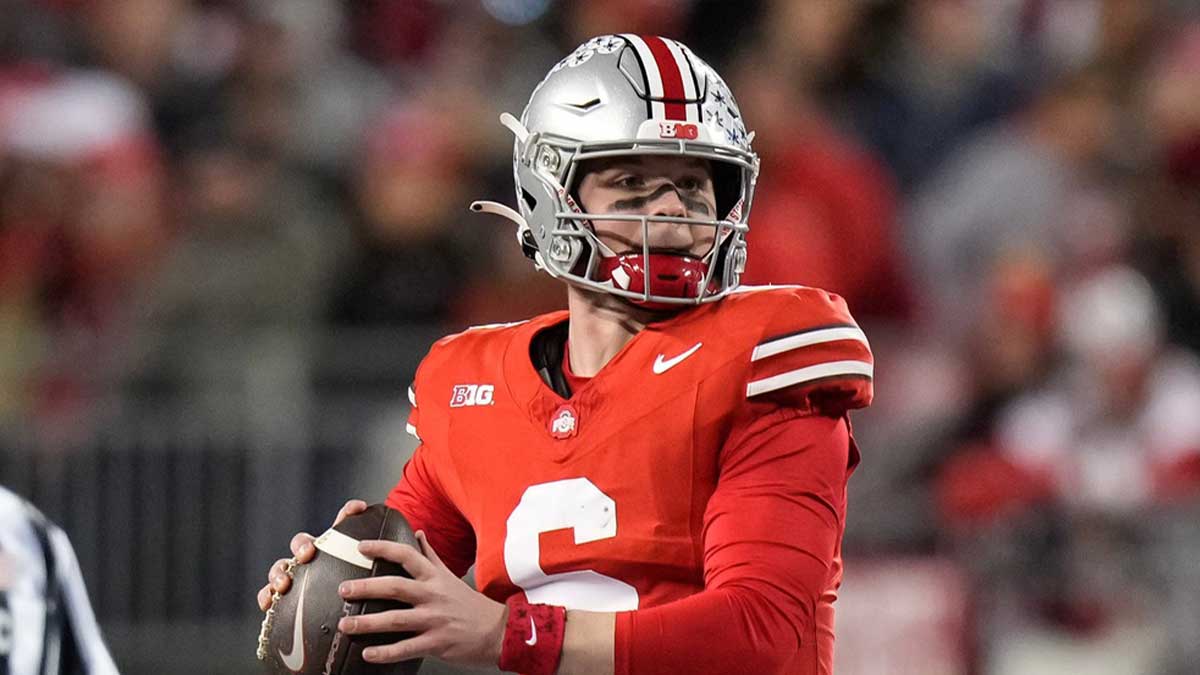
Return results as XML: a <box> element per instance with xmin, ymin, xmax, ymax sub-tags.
<box><xmin>3</xmin><ymin>0</ymin><xmax>1200</xmax><ymax>673</ymax></box>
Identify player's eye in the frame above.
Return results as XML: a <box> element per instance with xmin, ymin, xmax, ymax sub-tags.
<box><xmin>614</xmin><ymin>174</ymin><xmax>645</xmax><ymax>189</ymax></box>
<box><xmin>677</xmin><ymin>176</ymin><xmax>703</xmax><ymax>191</ymax></box>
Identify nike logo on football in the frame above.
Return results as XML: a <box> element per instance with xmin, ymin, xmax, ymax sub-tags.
<box><xmin>279</xmin><ymin>571</ymin><xmax>309</xmax><ymax>672</ymax></box>
<box><xmin>525</xmin><ymin>617</ymin><xmax>538</xmax><ymax>646</ymax></box>
<box><xmin>653</xmin><ymin>342</ymin><xmax>703</xmax><ymax>374</ymax></box>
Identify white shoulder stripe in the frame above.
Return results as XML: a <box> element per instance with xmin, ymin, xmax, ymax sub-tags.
<box><xmin>752</xmin><ymin>326</ymin><xmax>870</xmax><ymax>362</ymax></box>
<box><xmin>408</xmin><ymin>386</ymin><xmax>416</xmax><ymax>407</ymax></box>
<box><xmin>747</xmin><ymin>360</ymin><xmax>873</xmax><ymax>397</ymax></box>
<box><xmin>313</xmin><ymin>528</ymin><xmax>374</xmax><ymax>570</ymax></box>
<box><xmin>405</xmin><ymin>423</ymin><xmax>420</xmax><ymax>442</ymax></box>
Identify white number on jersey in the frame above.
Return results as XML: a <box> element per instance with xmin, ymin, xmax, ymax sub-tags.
<box><xmin>503</xmin><ymin>478</ymin><xmax>639</xmax><ymax>611</ymax></box>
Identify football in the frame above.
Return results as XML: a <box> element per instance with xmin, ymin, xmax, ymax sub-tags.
<box><xmin>257</xmin><ymin>504</ymin><xmax>423</xmax><ymax>674</ymax></box>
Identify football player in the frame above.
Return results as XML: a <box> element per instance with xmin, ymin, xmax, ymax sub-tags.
<box><xmin>259</xmin><ymin>35</ymin><xmax>872</xmax><ymax>675</ymax></box>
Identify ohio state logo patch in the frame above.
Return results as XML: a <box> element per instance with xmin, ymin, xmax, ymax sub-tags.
<box><xmin>549</xmin><ymin>404</ymin><xmax>579</xmax><ymax>439</ymax></box>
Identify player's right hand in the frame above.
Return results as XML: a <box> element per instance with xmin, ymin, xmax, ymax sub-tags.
<box><xmin>256</xmin><ymin>499</ymin><xmax>368</xmax><ymax>612</ymax></box>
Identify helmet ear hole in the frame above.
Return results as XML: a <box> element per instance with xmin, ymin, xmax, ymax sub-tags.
<box><xmin>521</xmin><ymin>189</ymin><xmax>538</xmax><ymax>211</ymax></box>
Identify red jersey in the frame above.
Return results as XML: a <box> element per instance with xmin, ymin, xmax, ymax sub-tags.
<box><xmin>387</xmin><ymin>285</ymin><xmax>873</xmax><ymax>674</ymax></box>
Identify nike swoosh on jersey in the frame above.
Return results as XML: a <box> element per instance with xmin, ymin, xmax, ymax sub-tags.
<box><xmin>653</xmin><ymin>342</ymin><xmax>703</xmax><ymax>374</ymax></box>
<box><xmin>279</xmin><ymin>571</ymin><xmax>309</xmax><ymax>672</ymax></box>
<box><xmin>525</xmin><ymin>617</ymin><xmax>538</xmax><ymax>646</ymax></box>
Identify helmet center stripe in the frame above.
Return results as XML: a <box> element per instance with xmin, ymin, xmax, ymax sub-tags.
<box><xmin>641</xmin><ymin>35</ymin><xmax>688</xmax><ymax>120</ymax></box>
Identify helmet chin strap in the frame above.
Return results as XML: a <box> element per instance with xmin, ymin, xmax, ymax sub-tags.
<box><xmin>466</xmin><ymin>114</ymin><xmax>535</xmax><ymax>239</ymax></box>
<box><xmin>499</xmin><ymin>112</ymin><xmax>529</xmax><ymax>143</ymax></box>
<box><xmin>470</xmin><ymin>114</ymin><xmax>544</xmax><ymax>267</ymax></box>
<box><xmin>592</xmin><ymin>235</ymin><xmax>620</xmax><ymax>258</ymax></box>
<box><xmin>469</xmin><ymin>200</ymin><xmax>547</xmax><ymax>270</ymax></box>
<box><xmin>469</xmin><ymin>200</ymin><xmax>527</xmax><ymax>228</ymax></box>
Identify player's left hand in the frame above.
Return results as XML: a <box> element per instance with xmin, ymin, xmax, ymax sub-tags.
<box><xmin>336</xmin><ymin>530</ymin><xmax>508</xmax><ymax>668</ymax></box>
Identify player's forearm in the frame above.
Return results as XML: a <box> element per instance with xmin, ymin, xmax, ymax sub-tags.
<box><xmin>557</xmin><ymin>610</ymin><xmax>616</xmax><ymax>675</ymax></box>
<box><xmin>554</xmin><ymin>583</ymin><xmax>809</xmax><ymax>675</ymax></box>
<box><xmin>615</xmin><ymin>585</ymin><xmax>809</xmax><ymax>675</ymax></box>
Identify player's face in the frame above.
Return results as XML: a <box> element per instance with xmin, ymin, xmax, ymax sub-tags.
<box><xmin>575</xmin><ymin>156</ymin><xmax>718</xmax><ymax>258</ymax></box>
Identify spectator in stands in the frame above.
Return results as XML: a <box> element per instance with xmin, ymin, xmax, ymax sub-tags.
<box><xmin>844</xmin><ymin>0</ymin><xmax>1022</xmax><ymax>192</ymax></box>
<box><xmin>732</xmin><ymin>1</ymin><xmax>915</xmax><ymax>323</ymax></box>
<box><xmin>937</xmin><ymin>266</ymin><xmax>1200</xmax><ymax>672</ymax></box>
<box><xmin>906</xmin><ymin>63</ymin><xmax>1118</xmax><ymax>340</ymax></box>
<box><xmin>0</xmin><ymin>67</ymin><xmax>167</xmax><ymax>426</ymax></box>
<box><xmin>1134</xmin><ymin>23</ymin><xmax>1200</xmax><ymax>356</ymax></box>
<box><xmin>988</xmin><ymin>267</ymin><xmax>1200</xmax><ymax>513</ymax></box>
<box><xmin>326</xmin><ymin>99</ymin><xmax>473</xmax><ymax>330</ymax></box>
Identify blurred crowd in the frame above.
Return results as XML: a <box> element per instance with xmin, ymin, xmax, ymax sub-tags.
<box><xmin>3</xmin><ymin>0</ymin><xmax>1200</xmax><ymax>673</ymax></box>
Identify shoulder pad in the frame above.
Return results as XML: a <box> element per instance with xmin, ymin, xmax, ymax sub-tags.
<box><xmin>741</xmin><ymin>286</ymin><xmax>874</xmax><ymax>415</ymax></box>
<box><xmin>406</xmin><ymin>322</ymin><xmax>526</xmax><ymax>442</ymax></box>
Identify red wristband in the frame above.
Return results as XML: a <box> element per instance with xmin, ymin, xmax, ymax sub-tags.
<box><xmin>498</xmin><ymin>596</ymin><xmax>567</xmax><ymax>675</ymax></box>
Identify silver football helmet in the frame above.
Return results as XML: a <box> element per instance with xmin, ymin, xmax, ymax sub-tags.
<box><xmin>471</xmin><ymin>34</ymin><xmax>759</xmax><ymax>308</ymax></box>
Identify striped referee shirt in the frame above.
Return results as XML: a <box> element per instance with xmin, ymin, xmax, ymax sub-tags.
<box><xmin>0</xmin><ymin>487</ymin><xmax>118</xmax><ymax>675</ymax></box>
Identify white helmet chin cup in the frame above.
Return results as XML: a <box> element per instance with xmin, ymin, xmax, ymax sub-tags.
<box><xmin>495</xmin><ymin>34</ymin><xmax>760</xmax><ymax>306</ymax></box>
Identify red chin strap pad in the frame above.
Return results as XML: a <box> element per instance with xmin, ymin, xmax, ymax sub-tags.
<box><xmin>596</xmin><ymin>253</ymin><xmax>712</xmax><ymax>308</ymax></box>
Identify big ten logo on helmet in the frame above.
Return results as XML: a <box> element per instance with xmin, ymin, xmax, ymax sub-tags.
<box><xmin>658</xmin><ymin>121</ymin><xmax>699</xmax><ymax>140</ymax></box>
<box><xmin>450</xmin><ymin>384</ymin><xmax>495</xmax><ymax>407</ymax></box>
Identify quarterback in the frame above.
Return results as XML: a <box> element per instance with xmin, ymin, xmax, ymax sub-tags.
<box><xmin>259</xmin><ymin>34</ymin><xmax>872</xmax><ymax>675</ymax></box>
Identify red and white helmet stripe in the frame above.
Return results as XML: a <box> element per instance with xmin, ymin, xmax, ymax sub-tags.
<box><xmin>621</xmin><ymin>34</ymin><xmax>701</xmax><ymax>122</ymax></box>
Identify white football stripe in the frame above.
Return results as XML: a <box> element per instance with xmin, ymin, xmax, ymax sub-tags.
<box><xmin>752</xmin><ymin>326</ymin><xmax>870</xmax><ymax>362</ymax></box>
<box><xmin>746</xmin><ymin>360</ymin><xmax>874</xmax><ymax>397</ymax></box>
<box><xmin>408</xmin><ymin>386</ymin><xmax>416</xmax><ymax>407</ymax></box>
<box><xmin>405</xmin><ymin>423</ymin><xmax>420</xmax><ymax>441</ymax></box>
<box><xmin>313</xmin><ymin>528</ymin><xmax>374</xmax><ymax>570</ymax></box>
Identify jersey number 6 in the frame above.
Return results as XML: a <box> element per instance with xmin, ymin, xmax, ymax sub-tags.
<box><xmin>503</xmin><ymin>477</ymin><xmax>639</xmax><ymax>611</ymax></box>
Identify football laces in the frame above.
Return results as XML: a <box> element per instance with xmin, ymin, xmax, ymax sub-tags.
<box><xmin>256</xmin><ymin>557</ymin><xmax>299</xmax><ymax>661</ymax></box>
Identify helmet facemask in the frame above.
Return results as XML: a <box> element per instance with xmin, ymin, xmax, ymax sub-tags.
<box><xmin>516</xmin><ymin>130</ymin><xmax>755</xmax><ymax>309</ymax></box>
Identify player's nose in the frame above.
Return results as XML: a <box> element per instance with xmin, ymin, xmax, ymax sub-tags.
<box><xmin>649</xmin><ymin>184</ymin><xmax>688</xmax><ymax>219</ymax></box>
<box><xmin>645</xmin><ymin>183</ymin><xmax>699</xmax><ymax>251</ymax></box>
